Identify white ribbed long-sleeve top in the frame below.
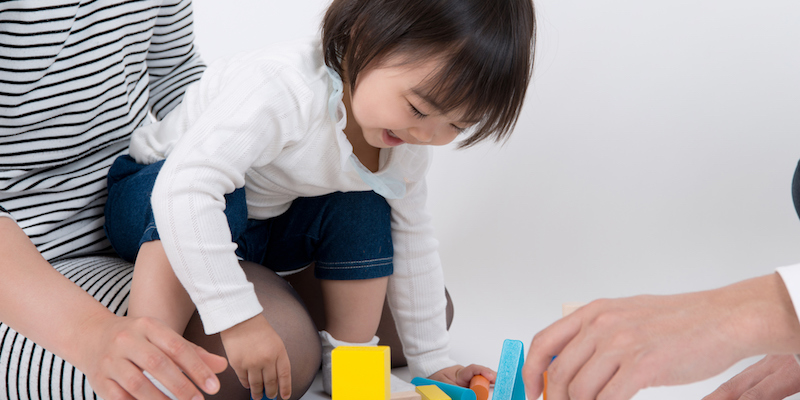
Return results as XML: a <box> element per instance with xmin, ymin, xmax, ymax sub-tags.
<box><xmin>128</xmin><ymin>38</ymin><xmax>456</xmax><ymax>378</ymax></box>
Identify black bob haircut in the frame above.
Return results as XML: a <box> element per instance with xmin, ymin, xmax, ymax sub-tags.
<box><xmin>322</xmin><ymin>0</ymin><xmax>536</xmax><ymax>148</ymax></box>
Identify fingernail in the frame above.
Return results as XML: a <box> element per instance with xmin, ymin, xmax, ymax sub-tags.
<box><xmin>192</xmin><ymin>396</ymin><xmax>202</xmax><ymax>400</ymax></box>
<box><xmin>205</xmin><ymin>378</ymin><xmax>219</xmax><ymax>392</ymax></box>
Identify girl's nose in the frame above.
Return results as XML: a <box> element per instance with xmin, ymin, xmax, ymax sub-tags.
<box><xmin>408</xmin><ymin>127</ymin><xmax>435</xmax><ymax>143</ymax></box>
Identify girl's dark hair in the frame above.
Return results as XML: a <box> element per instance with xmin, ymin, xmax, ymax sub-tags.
<box><xmin>323</xmin><ymin>0</ymin><xmax>535</xmax><ymax>147</ymax></box>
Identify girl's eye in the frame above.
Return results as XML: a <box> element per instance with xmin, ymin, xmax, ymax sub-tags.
<box><xmin>409</xmin><ymin>103</ymin><xmax>427</xmax><ymax>119</ymax></box>
<box><xmin>451</xmin><ymin>124</ymin><xmax>466</xmax><ymax>134</ymax></box>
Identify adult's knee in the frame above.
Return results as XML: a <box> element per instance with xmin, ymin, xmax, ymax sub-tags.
<box><xmin>184</xmin><ymin>262</ymin><xmax>320</xmax><ymax>400</ymax></box>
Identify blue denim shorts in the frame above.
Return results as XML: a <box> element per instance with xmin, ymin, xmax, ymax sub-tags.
<box><xmin>104</xmin><ymin>155</ymin><xmax>393</xmax><ymax>280</ymax></box>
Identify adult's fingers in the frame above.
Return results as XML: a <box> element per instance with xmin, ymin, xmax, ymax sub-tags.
<box><xmin>595</xmin><ymin>363</ymin><xmax>646</xmax><ymax>400</ymax></box>
<box><xmin>113</xmin><ymin>359</ymin><xmax>173</xmax><ymax>400</ymax></box>
<box><xmin>144</xmin><ymin>321</ymin><xmax>223</xmax><ymax>396</ymax></box>
<box><xmin>563</xmin><ymin>349</ymin><xmax>620</xmax><ymax>400</ymax></box>
<box><xmin>523</xmin><ymin>312</ymin><xmax>584</xmax><ymax>398</ymax></box>
<box><xmin>703</xmin><ymin>355</ymin><xmax>800</xmax><ymax>400</ymax></box>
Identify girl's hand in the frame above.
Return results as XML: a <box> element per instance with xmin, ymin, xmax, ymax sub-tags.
<box><xmin>428</xmin><ymin>364</ymin><xmax>497</xmax><ymax>387</ymax></box>
<box><xmin>78</xmin><ymin>314</ymin><xmax>227</xmax><ymax>400</ymax></box>
<box><xmin>220</xmin><ymin>315</ymin><xmax>292</xmax><ymax>400</ymax></box>
<box><xmin>703</xmin><ymin>354</ymin><xmax>800</xmax><ymax>400</ymax></box>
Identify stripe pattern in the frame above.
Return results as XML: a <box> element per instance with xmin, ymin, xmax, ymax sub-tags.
<box><xmin>0</xmin><ymin>1</ymin><xmax>204</xmax><ymax>398</ymax></box>
<box><xmin>0</xmin><ymin>0</ymin><xmax>205</xmax><ymax>261</ymax></box>
<box><xmin>0</xmin><ymin>256</ymin><xmax>133</xmax><ymax>400</ymax></box>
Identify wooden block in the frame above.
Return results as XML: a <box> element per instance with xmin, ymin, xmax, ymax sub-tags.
<box><xmin>391</xmin><ymin>391</ymin><xmax>422</xmax><ymax>400</ymax></box>
<box><xmin>493</xmin><ymin>339</ymin><xmax>525</xmax><ymax>400</ymax></box>
<box><xmin>562</xmin><ymin>302</ymin><xmax>585</xmax><ymax>317</ymax></box>
<box><xmin>469</xmin><ymin>375</ymin><xmax>489</xmax><ymax>400</ymax></box>
<box><xmin>543</xmin><ymin>371</ymin><xmax>548</xmax><ymax>400</ymax></box>
<box><xmin>416</xmin><ymin>384</ymin><xmax>451</xmax><ymax>400</ymax></box>
<box><xmin>411</xmin><ymin>377</ymin><xmax>475</xmax><ymax>400</ymax></box>
<box><xmin>332</xmin><ymin>346</ymin><xmax>390</xmax><ymax>400</ymax></box>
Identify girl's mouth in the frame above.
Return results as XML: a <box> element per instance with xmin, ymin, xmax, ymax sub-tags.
<box><xmin>383</xmin><ymin>129</ymin><xmax>405</xmax><ymax>146</ymax></box>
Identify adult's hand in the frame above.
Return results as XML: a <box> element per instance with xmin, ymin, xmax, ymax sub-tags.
<box><xmin>703</xmin><ymin>354</ymin><xmax>800</xmax><ymax>400</ymax></box>
<box><xmin>77</xmin><ymin>314</ymin><xmax>228</xmax><ymax>400</ymax></box>
<box><xmin>521</xmin><ymin>273</ymin><xmax>800</xmax><ymax>400</ymax></box>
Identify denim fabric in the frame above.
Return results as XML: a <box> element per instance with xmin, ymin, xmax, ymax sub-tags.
<box><xmin>104</xmin><ymin>155</ymin><xmax>393</xmax><ymax>280</ymax></box>
<box><xmin>793</xmin><ymin>159</ymin><xmax>800</xmax><ymax>220</ymax></box>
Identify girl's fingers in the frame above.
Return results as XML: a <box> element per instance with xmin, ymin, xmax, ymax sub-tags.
<box><xmin>263</xmin><ymin>367</ymin><xmax>278</xmax><ymax>400</ymax></box>
<box><xmin>277</xmin><ymin>352</ymin><xmax>293</xmax><ymax>400</ymax></box>
<box><xmin>456</xmin><ymin>364</ymin><xmax>496</xmax><ymax>386</ymax></box>
<box><xmin>249</xmin><ymin>370</ymin><xmax>266</xmax><ymax>400</ymax></box>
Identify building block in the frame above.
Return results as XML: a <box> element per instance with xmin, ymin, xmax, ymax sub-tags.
<box><xmin>416</xmin><ymin>384</ymin><xmax>451</xmax><ymax>400</ymax></box>
<box><xmin>493</xmin><ymin>339</ymin><xmax>525</xmax><ymax>400</ymax></box>
<box><xmin>332</xmin><ymin>346</ymin><xmax>390</xmax><ymax>400</ymax></box>
<box><xmin>562</xmin><ymin>302</ymin><xmax>585</xmax><ymax>317</ymax></box>
<box><xmin>411</xmin><ymin>377</ymin><xmax>475</xmax><ymax>400</ymax></box>
<box><xmin>391</xmin><ymin>391</ymin><xmax>422</xmax><ymax>400</ymax></box>
<box><xmin>469</xmin><ymin>375</ymin><xmax>489</xmax><ymax>400</ymax></box>
<box><xmin>543</xmin><ymin>371</ymin><xmax>548</xmax><ymax>400</ymax></box>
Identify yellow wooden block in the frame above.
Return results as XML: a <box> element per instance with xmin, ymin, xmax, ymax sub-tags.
<box><xmin>391</xmin><ymin>391</ymin><xmax>422</xmax><ymax>400</ymax></box>
<box><xmin>416</xmin><ymin>384</ymin><xmax>451</xmax><ymax>400</ymax></box>
<box><xmin>332</xmin><ymin>346</ymin><xmax>390</xmax><ymax>400</ymax></box>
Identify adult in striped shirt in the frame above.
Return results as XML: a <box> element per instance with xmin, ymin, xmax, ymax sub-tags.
<box><xmin>0</xmin><ymin>1</ymin><xmax>321</xmax><ymax>399</ymax></box>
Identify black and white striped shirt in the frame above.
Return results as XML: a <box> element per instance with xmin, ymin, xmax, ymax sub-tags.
<box><xmin>0</xmin><ymin>0</ymin><xmax>205</xmax><ymax>262</ymax></box>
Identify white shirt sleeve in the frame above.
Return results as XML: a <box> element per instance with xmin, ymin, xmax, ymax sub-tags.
<box><xmin>147</xmin><ymin>59</ymin><xmax>314</xmax><ymax>334</ymax></box>
<box><xmin>387</xmin><ymin>176</ymin><xmax>458</xmax><ymax>378</ymax></box>
<box><xmin>775</xmin><ymin>264</ymin><xmax>800</xmax><ymax>366</ymax></box>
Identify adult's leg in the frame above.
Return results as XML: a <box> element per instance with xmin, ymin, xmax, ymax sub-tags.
<box><xmin>184</xmin><ymin>261</ymin><xmax>321</xmax><ymax>400</ymax></box>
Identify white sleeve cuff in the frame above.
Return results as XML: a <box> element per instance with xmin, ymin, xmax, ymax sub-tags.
<box><xmin>775</xmin><ymin>264</ymin><xmax>800</xmax><ymax>323</ymax></box>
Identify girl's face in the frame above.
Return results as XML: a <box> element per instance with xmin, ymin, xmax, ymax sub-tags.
<box><xmin>348</xmin><ymin>55</ymin><xmax>474</xmax><ymax>149</ymax></box>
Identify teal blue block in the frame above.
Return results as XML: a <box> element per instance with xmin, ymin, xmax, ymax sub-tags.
<box><xmin>410</xmin><ymin>377</ymin><xmax>476</xmax><ymax>400</ymax></box>
<box><xmin>493</xmin><ymin>339</ymin><xmax>525</xmax><ymax>400</ymax></box>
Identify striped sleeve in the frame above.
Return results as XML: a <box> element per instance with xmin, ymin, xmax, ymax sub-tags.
<box><xmin>146</xmin><ymin>0</ymin><xmax>205</xmax><ymax>120</ymax></box>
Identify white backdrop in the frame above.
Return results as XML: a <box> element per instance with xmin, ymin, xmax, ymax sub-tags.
<box><xmin>190</xmin><ymin>0</ymin><xmax>800</xmax><ymax>398</ymax></box>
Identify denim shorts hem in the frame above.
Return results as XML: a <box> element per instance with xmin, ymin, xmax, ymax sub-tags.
<box><xmin>314</xmin><ymin>260</ymin><xmax>393</xmax><ymax>280</ymax></box>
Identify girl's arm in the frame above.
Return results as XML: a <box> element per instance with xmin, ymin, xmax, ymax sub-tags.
<box><xmin>386</xmin><ymin>168</ymin><xmax>464</xmax><ymax>379</ymax></box>
<box><xmin>0</xmin><ymin>217</ymin><xmax>226</xmax><ymax>399</ymax></box>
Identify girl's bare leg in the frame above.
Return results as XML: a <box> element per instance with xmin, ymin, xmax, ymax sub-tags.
<box><xmin>285</xmin><ymin>264</ymin><xmax>455</xmax><ymax>367</ymax></box>
<box><xmin>127</xmin><ymin>240</ymin><xmax>195</xmax><ymax>334</ymax></box>
<box><xmin>320</xmin><ymin>277</ymin><xmax>389</xmax><ymax>343</ymax></box>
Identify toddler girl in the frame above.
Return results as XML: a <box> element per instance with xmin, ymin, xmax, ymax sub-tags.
<box><xmin>104</xmin><ymin>0</ymin><xmax>535</xmax><ymax>398</ymax></box>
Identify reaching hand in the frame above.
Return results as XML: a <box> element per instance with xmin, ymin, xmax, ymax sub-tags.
<box><xmin>78</xmin><ymin>315</ymin><xmax>227</xmax><ymax>400</ymax></box>
<box><xmin>220</xmin><ymin>315</ymin><xmax>292</xmax><ymax>400</ymax></box>
<box><xmin>521</xmin><ymin>274</ymin><xmax>800</xmax><ymax>400</ymax></box>
<box><xmin>428</xmin><ymin>364</ymin><xmax>496</xmax><ymax>387</ymax></box>
<box><xmin>703</xmin><ymin>354</ymin><xmax>800</xmax><ymax>400</ymax></box>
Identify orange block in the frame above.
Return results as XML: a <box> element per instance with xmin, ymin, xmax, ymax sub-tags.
<box><xmin>469</xmin><ymin>375</ymin><xmax>489</xmax><ymax>400</ymax></box>
<box><xmin>543</xmin><ymin>371</ymin><xmax>548</xmax><ymax>400</ymax></box>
